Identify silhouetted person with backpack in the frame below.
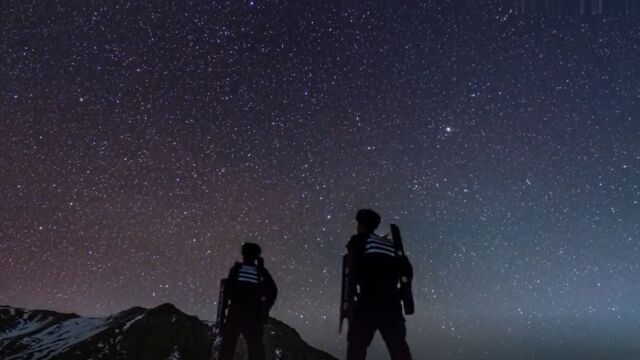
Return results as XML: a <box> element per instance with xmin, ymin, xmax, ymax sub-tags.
<box><xmin>343</xmin><ymin>209</ymin><xmax>414</xmax><ymax>360</ymax></box>
<box><xmin>218</xmin><ymin>242</ymin><xmax>277</xmax><ymax>360</ymax></box>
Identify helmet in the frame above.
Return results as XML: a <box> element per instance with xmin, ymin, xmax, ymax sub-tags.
<box><xmin>241</xmin><ymin>242</ymin><xmax>262</xmax><ymax>260</ymax></box>
<box><xmin>356</xmin><ymin>209</ymin><xmax>381</xmax><ymax>230</ymax></box>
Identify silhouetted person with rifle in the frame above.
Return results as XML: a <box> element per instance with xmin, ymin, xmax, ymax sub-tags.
<box><xmin>217</xmin><ymin>242</ymin><xmax>277</xmax><ymax>360</ymax></box>
<box><xmin>340</xmin><ymin>209</ymin><xmax>414</xmax><ymax>360</ymax></box>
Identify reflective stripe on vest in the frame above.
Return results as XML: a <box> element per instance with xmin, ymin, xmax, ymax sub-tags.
<box><xmin>238</xmin><ymin>264</ymin><xmax>259</xmax><ymax>283</ymax></box>
<box><xmin>364</xmin><ymin>234</ymin><xmax>395</xmax><ymax>257</ymax></box>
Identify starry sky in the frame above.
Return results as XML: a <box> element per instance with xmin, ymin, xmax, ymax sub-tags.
<box><xmin>2</xmin><ymin>1</ymin><xmax>640</xmax><ymax>359</ymax></box>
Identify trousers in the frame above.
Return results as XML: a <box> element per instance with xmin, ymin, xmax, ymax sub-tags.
<box><xmin>347</xmin><ymin>301</ymin><xmax>413</xmax><ymax>360</ymax></box>
<box><xmin>219</xmin><ymin>310</ymin><xmax>265</xmax><ymax>360</ymax></box>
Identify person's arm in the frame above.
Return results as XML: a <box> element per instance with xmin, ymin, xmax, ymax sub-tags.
<box><xmin>225</xmin><ymin>265</ymin><xmax>238</xmax><ymax>305</ymax></box>
<box><xmin>346</xmin><ymin>235</ymin><xmax>363</xmax><ymax>296</ymax></box>
<box><xmin>263</xmin><ymin>269</ymin><xmax>278</xmax><ymax>309</ymax></box>
<box><xmin>398</xmin><ymin>255</ymin><xmax>413</xmax><ymax>279</ymax></box>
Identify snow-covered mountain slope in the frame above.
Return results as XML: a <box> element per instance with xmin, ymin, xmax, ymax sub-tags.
<box><xmin>0</xmin><ymin>304</ymin><xmax>336</xmax><ymax>360</ymax></box>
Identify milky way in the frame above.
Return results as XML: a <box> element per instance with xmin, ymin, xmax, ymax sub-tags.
<box><xmin>2</xmin><ymin>1</ymin><xmax>640</xmax><ymax>359</ymax></box>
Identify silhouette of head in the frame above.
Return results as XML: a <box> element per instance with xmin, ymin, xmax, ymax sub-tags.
<box><xmin>356</xmin><ymin>209</ymin><xmax>381</xmax><ymax>234</ymax></box>
<box><xmin>241</xmin><ymin>242</ymin><xmax>262</xmax><ymax>263</ymax></box>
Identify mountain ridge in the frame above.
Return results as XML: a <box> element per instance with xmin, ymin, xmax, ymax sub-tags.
<box><xmin>0</xmin><ymin>303</ymin><xmax>337</xmax><ymax>360</ymax></box>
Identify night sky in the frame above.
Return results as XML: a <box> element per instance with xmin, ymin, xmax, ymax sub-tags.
<box><xmin>2</xmin><ymin>1</ymin><xmax>640</xmax><ymax>359</ymax></box>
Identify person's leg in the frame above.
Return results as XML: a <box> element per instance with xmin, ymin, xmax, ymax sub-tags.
<box><xmin>379</xmin><ymin>312</ymin><xmax>413</xmax><ymax>360</ymax></box>
<box><xmin>219</xmin><ymin>318</ymin><xmax>241</xmax><ymax>360</ymax></box>
<box><xmin>242</xmin><ymin>321</ymin><xmax>266</xmax><ymax>360</ymax></box>
<box><xmin>346</xmin><ymin>310</ymin><xmax>377</xmax><ymax>360</ymax></box>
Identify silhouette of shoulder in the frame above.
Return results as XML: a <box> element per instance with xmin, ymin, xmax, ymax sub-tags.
<box><xmin>347</xmin><ymin>234</ymin><xmax>370</xmax><ymax>255</ymax></box>
<box><xmin>347</xmin><ymin>234</ymin><xmax>366</xmax><ymax>250</ymax></box>
<box><xmin>228</xmin><ymin>262</ymin><xmax>240</xmax><ymax>276</ymax></box>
